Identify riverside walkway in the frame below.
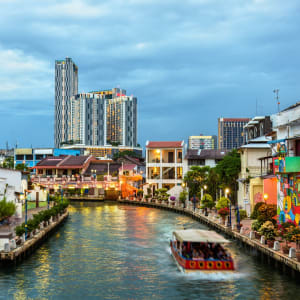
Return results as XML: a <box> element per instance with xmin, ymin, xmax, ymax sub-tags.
<box><xmin>119</xmin><ymin>198</ymin><xmax>300</xmax><ymax>277</ymax></box>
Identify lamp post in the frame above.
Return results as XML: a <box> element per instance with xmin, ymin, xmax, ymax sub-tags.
<box><xmin>225</xmin><ymin>188</ymin><xmax>231</xmax><ymax>227</ymax></box>
<box><xmin>24</xmin><ymin>194</ymin><xmax>28</xmax><ymax>240</ymax></box>
<box><xmin>47</xmin><ymin>191</ymin><xmax>50</xmax><ymax>209</ymax></box>
<box><xmin>263</xmin><ymin>193</ymin><xmax>269</xmax><ymax>203</ymax></box>
<box><xmin>203</xmin><ymin>185</ymin><xmax>208</xmax><ymax>216</ymax></box>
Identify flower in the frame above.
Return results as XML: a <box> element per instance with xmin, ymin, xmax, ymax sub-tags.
<box><xmin>170</xmin><ymin>196</ymin><xmax>176</xmax><ymax>201</ymax></box>
<box><xmin>218</xmin><ymin>207</ymin><xmax>229</xmax><ymax>216</ymax></box>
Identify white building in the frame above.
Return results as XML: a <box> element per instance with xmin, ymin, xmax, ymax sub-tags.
<box><xmin>146</xmin><ymin>141</ymin><xmax>184</xmax><ymax>190</ymax></box>
<box><xmin>0</xmin><ymin>168</ymin><xmax>23</xmax><ymax>218</ymax></box>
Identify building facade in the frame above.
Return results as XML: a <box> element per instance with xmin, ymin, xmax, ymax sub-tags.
<box><xmin>146</xmin><ymin>141</ymin><xmax>184</xmax><ymax>190</ymax></box>
<box><xmin>244</xmin><ymin>116</ymin><xmax>273</xmax><ymax>144</ymax></box>
<box><xmin>218</xmin><ymin>118</ymin><xmax>250</xmax><ymax>150</ymax></box>
<box><xmin>54</xmin><ymin>57</ymin><xmax>78</xmax><ymax>147</ymax></box>
<box><xmin>69</xmin><ymin>88</ymin><xmax>137</xmax><ymax>147</ymax></box>
<box><xmin>269</xmin><ymin>102</ymin><xmax>300</xmax><ymax>226</ymax></box>
<box><xmin>188</xmin><ymin>135</ymin><xmax>216</xmax><ymax>150</ymax></box>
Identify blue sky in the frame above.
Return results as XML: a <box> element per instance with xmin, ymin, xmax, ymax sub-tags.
<box><xmin>0</xmin><ymin>0</ymin><xmax>300</xmax><ymax>149</ymax></box>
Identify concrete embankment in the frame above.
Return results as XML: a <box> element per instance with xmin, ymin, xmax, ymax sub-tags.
<box><xmin>0</xmin><ymin>211</ymin><xmax>69</xmax><ymax>265</ymax></box>
<box><xmin>118</xmin><ymin>199</ymin><xmax>300</xmax><ymax>278</ymax></box>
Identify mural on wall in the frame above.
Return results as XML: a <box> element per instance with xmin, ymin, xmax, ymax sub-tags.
<box><xmin>277</xmin><ymin>174</ymin><xmax>300</xmax><ymax>226</ymax></box>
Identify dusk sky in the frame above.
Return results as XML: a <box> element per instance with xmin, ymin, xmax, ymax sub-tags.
<box><xmin>1</xmin><ymin>0</ymin><xmax>300</xmax><ymax>149</ymax></box>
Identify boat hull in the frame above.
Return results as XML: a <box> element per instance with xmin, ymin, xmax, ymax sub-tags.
<box><xmin>170</xmin><ymin>241</ymin><xmax>235</xmax><ymax>272</ymax></box>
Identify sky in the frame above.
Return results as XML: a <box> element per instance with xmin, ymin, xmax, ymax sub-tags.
<box><xmin>0</xmin><ymin>0</ymin><xmax>300</xmax><ymax>149</ymax></box>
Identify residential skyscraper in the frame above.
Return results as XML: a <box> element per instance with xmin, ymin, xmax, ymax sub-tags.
<box><xmin>54</xmin><ymin>57</ymin><xmax>78</xmax><ymax>147</ymax></box>
<box><xmin>69</xmin><ymin>88</ymin><xmax>137</xmax><ymax>147</ymax></box>
<box><xmin>218</xmin><ymin>118</ymin><xmax>250</xmax><ymax>150</ymax></box>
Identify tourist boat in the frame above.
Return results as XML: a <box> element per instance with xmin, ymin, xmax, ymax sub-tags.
<box><xmin>170</xmin><ymin>229</ymin><xmax>235</xmax><ymax>272</ymax></box>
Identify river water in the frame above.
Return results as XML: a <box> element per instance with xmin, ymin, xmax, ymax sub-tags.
<box><xmin>0</xmin><ymin>203</ymin><xmax>298</xmax><ymax>299</ymax></box>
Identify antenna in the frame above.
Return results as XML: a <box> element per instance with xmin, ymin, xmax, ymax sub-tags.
<box><xmin>273</xmin><ymin>89</ymin><xmax>280</xmax><ymax>113</ymax></box>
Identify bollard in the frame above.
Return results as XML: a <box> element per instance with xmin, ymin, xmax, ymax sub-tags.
<box><xmin>249</xmin><ymin>231</ymin><xmax>255</xmax><ymax>240</ymax></box>
<box><xmin>4</xmin><ymin>243</ymin><xmax>10</xmax><ymax>252</ymax></box>
<box><xmin>218</xmin><ymin>218</ymin><xmax>222</xmax><ymax>224</ymax></box>
<box><xmin>289</xmin><ymin>247</ymin><xmax>296</xmax><ymax>258</ymax></box>
<box><xmin>225</xmin><ymin>220</ymin><xmax>228</xmax><ymax>227</ymax></box>
<box><xmin>260</xmin><ymin>236</ymin><xmax>265</xmax><ymax>245</ymax></box>
<box><xmin>10</xmin><ymin>239</ymin><xmax>16</xmax><ymax>250</ymax></box>
<box><xmin>273</xmin><ymin>241</ymin><xmax>280</xmax><ymax>251</ymax></box>
<box><xmin>40</xmin><ymin>222</ymin><xmax>44</xmax><ymax>230</ymax></box>
<box><xmin>232</xmin><ymin>224</ymin><xmax>237</xmax><ymax>231</ymax></box>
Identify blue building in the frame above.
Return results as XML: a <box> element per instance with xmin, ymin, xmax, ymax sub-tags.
<box><xmin>14</xmin><ymin>148</ymin><xmax>81</xmax><ymax>171</ymax></box>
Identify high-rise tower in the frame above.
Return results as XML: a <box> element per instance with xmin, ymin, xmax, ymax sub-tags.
<box><xmin>54</xmin><ymin>57</ymin><xmax>78</xmax><ymax>147</ymax></box>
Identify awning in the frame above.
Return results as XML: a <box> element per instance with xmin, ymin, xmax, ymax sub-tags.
<box><xmin>267</xmin><ymin>139</ymin><xmax>286</xmax><ymax>144</ymax></box>
<box><xmin>173</xmin><ymin>229</ymin><xmax>230</xmax><ymax>243</ymax></box>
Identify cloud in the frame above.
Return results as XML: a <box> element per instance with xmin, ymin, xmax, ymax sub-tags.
<box><xmin>0</xmin><ymin>0</ymin><xmax>300</xmax><ymax>148</ymax></box>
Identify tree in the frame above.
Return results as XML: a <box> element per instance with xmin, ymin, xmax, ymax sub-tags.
<box><xmin>113</xmin><ymin>150</ymin><xmax>141</xmax><ymax>160</ymax></box>
<box><xmin>201</xmin><ymin>193</ymin><xmax>214</xmax><ymax>209</ymax></box>
<box><xmin>207</xmin><ymin>167</ymin><xmax>220</xmax><ymax>201</ymax></box>
<box><xmin>216</xmin><ymin>197</ymin><xmax>230</xmax><ymax>210</ymax></box>
<box><xmin>215</xmin><ymin>149</ymin><xmax>241</xmax><ymax>204</ymax></box>
<box><xmin>183</xmin><ymin>166</ymin><xmax>210</xmax><ymax>198</ymax></box>
<box><xmin>2</xmin><ymin>156</ymin><xmax>14</xmax><ymax>169</ymax></box>
<box><xmin>15</xmin><ymin>163</ymin><xmax>29</xmax><ymax>171</ymax></box>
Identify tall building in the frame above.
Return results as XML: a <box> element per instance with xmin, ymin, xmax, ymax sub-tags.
<box><xmin>188</xmin><ymin>135</ymin><xmax>216</xmax><ymax>150</ymax></box>
<box><xmin>54</xmin><ymin>57</ymin><xmax>78</xmax><ymax>147</ymax></box>
<box><xmin>218</xmin><ymin>118</ymin><xmax>250</xmax><ymax>150</ymax></box>
<box><xmin>69</xmin><ymin>88</ymin><xmax>137</xmax><ymax>147</ymax></box>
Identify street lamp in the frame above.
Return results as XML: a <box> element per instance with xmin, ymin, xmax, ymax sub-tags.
<box><xmin>225</xmin><ymin>188</ymin><xmax>231</xmax><ymax>227</ymax></box>
<box><xmin>263</xmin><ymin>193</ymin><xmax>269</xmax><ymax>203</ymax></box>
<box><xmin>203</xmin><ymin>185</ymin><xmax>208</xmax><ymax>216</ymax></box>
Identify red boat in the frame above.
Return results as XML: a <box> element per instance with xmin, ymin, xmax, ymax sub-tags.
<box><xmin>170</xmin><ymin>229</ymin><xmax>235</xmax><ymax>272</ymax></box>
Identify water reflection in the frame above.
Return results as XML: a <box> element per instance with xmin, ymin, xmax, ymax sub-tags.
<box><xmin>0</xmin><ymin>203</ymin><xmax>298</xmax><ymax>299</ymax></box>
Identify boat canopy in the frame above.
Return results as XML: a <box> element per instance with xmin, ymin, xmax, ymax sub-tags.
<box><xmin>173</xmin><ymin>229</ymin><xmax>230</xmax><ymax>244</ymax></box>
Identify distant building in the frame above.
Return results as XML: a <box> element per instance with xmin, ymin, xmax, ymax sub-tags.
<box><xmin>183</xmin><ymin>149</ymin><xmax>230</xmax><ymax>175</ymax></box>
<box><xmin>60</xmin><ymin>144</ymin><xmax>142</xmax><ymax>159</ymax></box>
<box><xmin>188</xmin><ymin>135</ymin><xmax>216</xmax><ymax>150</ymax></box>
<box><xmin>54</xmin><ymin>57</ymin><xmax>78</xmax><ymax>147</ymax></box>
<box><xmin>69</xmin><ymin>88</ymin><xmax>137</xmax><ymax>147</ymax></box>
<box><xmin>218</xmin><ymin>118</ymin><xmax>250</xmax><ymax>150</ymax></box>
<box><xmin>14</xmin><ymin>148</ymin><xmax>81</xmax><ymax>170</ymax></box>
<box><xmin>146</xmin><ymin>141</ymin><xmax>184</xmax><ymax>190</ymax></box>
<box><xmin>244</xmin><ymin>116</ymin><xmax>272</xmax><ymax>144</ymax></box>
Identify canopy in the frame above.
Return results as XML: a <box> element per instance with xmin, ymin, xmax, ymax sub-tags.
<box><xmin>173</xmin><ymin>229</ymin><xmax>230</xmax><ymax>244</ymax></box>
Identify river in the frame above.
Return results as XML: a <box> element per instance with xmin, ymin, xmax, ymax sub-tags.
<box><xmin>0</xmin><ymin>203</ymin><xmax>298</xmax><ymax>299</ymax></box>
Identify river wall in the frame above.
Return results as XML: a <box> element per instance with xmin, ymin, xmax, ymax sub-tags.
<box><xmin>0</xmin><ymin>211</ymin><xmax>69</xmax><ymax>265</ymax></box>
<box><xmin>118</xmin><ymin>199</ymin><xmax>300</xmax><ymax>279</ymax></box>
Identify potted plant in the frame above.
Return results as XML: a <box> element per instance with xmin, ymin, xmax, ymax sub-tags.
<box><xmin>179</xmin><ymin>190</ymin><xmax>188</xmax><ymax>208</ymax></box>
<box><xmin>280</xmin><ymin>221</ymin><xmax>296</xmax><ymax>254</ymax></box>
<box><xmin>251</xmin><ymin>220</ymin><xmax>263</xmax><ymax>239</ymax></box>
<box><xmin>169</xmin><ymin>196</ymin><xmax>176</xmax><ymax>206</ymax></box>
<box><xmin>218</xmin><ymin>207</ymin><xmax>229</xmax><ymax>223</ymax></box>
<box><xmin>258</xmin><ymin>221</ymin><xmax>276</xmax><ymax>247</ymax></box>
<box><xmin>201</xmin><ymin>193</ymin><xmax>214</xmax><ymax>216</ymax></box>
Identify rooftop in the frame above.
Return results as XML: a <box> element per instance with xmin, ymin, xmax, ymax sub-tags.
<box><xmin>146</xmin><ymin>141</ymin><xmax>184</xmax><ymax>148</ymax></box>
<box><xmin>185</xmin><ymin>149</ymin><xmax>229</xmax><ymax>160</ymax></box>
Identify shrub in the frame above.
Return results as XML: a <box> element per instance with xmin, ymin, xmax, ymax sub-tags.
<box><xmin>251</xmin><ymin>219</ymin><xmax>263</xmax><ymax>231</ymax></box>
<box><xmin>137</xmin><ymin>190</ymin><xmax>143</xmax><ymax>196</ymax></box>
<box><xmin>179</xmin><ymin>190</ymin><xmax>188</xmax><ymax>203</ymax></box>
<box><xmin>237</xmin><ymin>209</ymin><xmax>247</xmax><ymax>221</ymax></box>
<box><xmin>218</xmin><ymin>207</ymin><xmax>229</xmax><ymax>218</ymax></box>
<box><xmin>0</xmin><ymin>197</ymin><xmax>16</xmax><ymax>221</ymax></box>
<box><xmin>258</xmin><ymin>221</ymin><xmax>277</xmax><ymax>240</ymax></box>
<box><xmin>15</xmin><ymin>224</ymin><xmax>25</xmax><ymax>237</ymax></box>
<box><xmin>201</xmin><ymin>194</ymin><xmax>214</xmax><ymax>209</ymax></box>
<box><xmin>250</xmin><ymin>202</ymin><xmax>264</xmax><ymax>219</ymax></box>
<box><xmin>216</xmin><ymin>197</ymin><xmax>230</xmax><ymax>210</ymax></box>
<box><xmin>257</xmin><ymin>204</ymin><xmax>277</xmax><ymax>224</ymax></box>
